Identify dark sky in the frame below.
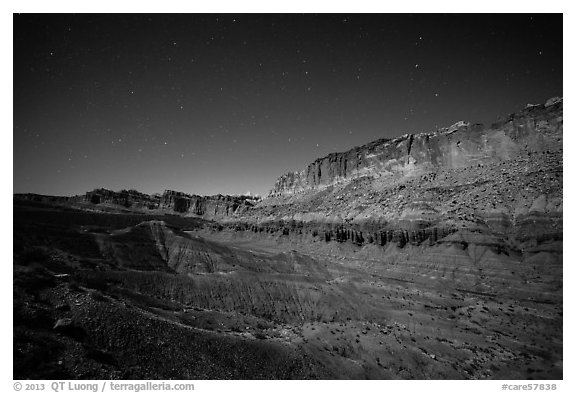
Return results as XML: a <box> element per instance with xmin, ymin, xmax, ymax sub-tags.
<box><xmin>13</xmin><ymin>14</ymin><xmax>562</xmax><ymax>197</ymax></box>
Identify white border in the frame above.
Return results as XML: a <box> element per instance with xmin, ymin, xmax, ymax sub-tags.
<box><xmin>4</xmin><ymin>1</ymin><xmax>572</xmax><ymax>391</ymax></box>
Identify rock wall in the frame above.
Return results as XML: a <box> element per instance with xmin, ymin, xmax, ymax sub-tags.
<box><xmin>269</xmin><ymin>98</ymin><xmax>563</xmax><ymax>197</ymax></box>
<box><xmin>216</xmin><ymin>219</ymin><xmax>462</xmax><ymax>249</ymax></box>
<box><xmin>83</xmin><ymin>188</ymin><xmax>160</xmax><ymax>209</ymax></box>
<box><xmin>160</xmin><ymin>190</ymin><xmax>259</xmax><ymax>220</ymax></box>
<box><xmin>75</xmin><ymin>189</ymin><xmax>260</xmax><ymax>220</ymax></box>
<box><xmin>227</xmin><ymin>98</ymin><xmax>563</xmax><ymax>252</ymax></box>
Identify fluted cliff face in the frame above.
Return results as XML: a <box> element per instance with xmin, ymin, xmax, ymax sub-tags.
<box><xmin>270</xmin><ymin>98</ymin><xmax>563</xmax><ymax>197</ymax></box>
<box><xmin>83</xmin><ymin>188</ymin><xmax>161</xmax><ymax>209</ymax></box>
<box><xmin>160</xmin><ymin>190</ymin><xmax>258</xmax><ymax>219</ymax></box>
<box><xmin>221</xmin><ymin>97</ymin><xmax>563</xmax><ymax>254</ymax></box>
<box><xmin>25</xmin><ymin>188</ymin><xmax>262</xmax><ymax>220</ymax></box>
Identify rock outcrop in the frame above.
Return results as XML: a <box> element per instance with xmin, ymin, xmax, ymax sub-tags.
<box><xmin>160</xmin><ymin>190</ymin><xmax>260</xmax><ymax>220</ymax></box>
<box><xmin>83</xmin><ymin>188</ymin><xmax>161</xmax><ymax>209</ymax></box>
<box><xmin>17</xmin><ymin>188</ymin><xmax>263</xmax><ymax>221</ymax></box>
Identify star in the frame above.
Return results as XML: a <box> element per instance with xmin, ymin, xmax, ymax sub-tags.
<box><xmin>13</xmin><ymin>14</ymin><xmax>562</xmax><ymax>199</ymax></box>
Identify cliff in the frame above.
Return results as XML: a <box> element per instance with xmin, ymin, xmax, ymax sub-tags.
<box><xmin>83</xmin><ymin>188</ymin><xmax>161</xmax><ymax>209</ymax></box>
<box><xmin>14</xmin><ymin>97</ymin><xmax>562</xmax><ymax>252</ymax></box>
<box><xmin>78</xmin><ymin>188</ymin><xmax>261</xmax><ymax>220</ymax></box>
<box><xmin>269</xmin><ymin>97</ymin><xmax>562</xmax><ymax>197</ymax></box>
<box><xmin>160</xmin><ymin>190</ymin><xmax>259</xmax><ymax>219</ymax></box>
<box><xmin>220</xmin><ymin>97</ymin><xmax>563</xmax><ymax>253</ymax></box>
<box><xmin>13</xmin><ymin>188</ymin><xmax>261</xmax><ymax>221</ymax></box>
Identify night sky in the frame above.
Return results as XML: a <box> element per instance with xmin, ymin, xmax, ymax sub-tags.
<box><xmin>13</xmin><ymin>14</ymin><xmax>562</xmax><ymax>197</ymax></box>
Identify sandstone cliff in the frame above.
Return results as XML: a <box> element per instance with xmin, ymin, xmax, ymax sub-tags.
<box><xmin>83</xmin><ymin>188</ymin><xmax>161</xmax><ymax>209</ymax></box>
<box><xmin>160</xmin><ymin>190</ymin><xmax>259</xmax><ymax>220</ymax></box>
<box><xmin>269</xmin><ymin>98</ymin><xmax>562</xmax><ymax>197</ymax></box>
<box><xmin>14</xmin><ymin>188</ymin><xmax>262</xmax><ymax>221</ymax></box>
<box><xmin>224</xmin><ymin>98</ymin><xmax>562</xmax><ymax>252</ymax></box>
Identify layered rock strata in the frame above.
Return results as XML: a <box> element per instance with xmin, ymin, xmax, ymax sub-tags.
<box><xmin>160</xmin><ymin>190</ymin><xmax>259</xmax><ymax>219</ymax></box>
<box><xmin>269</xmin><ymin>98</ymin><xmax>562</xmax><ymax>197</ymax></box>
<box><xmin>227</xmin><ymin>98</ymin><xmax>562</xmax><ymax>252</ymax></box>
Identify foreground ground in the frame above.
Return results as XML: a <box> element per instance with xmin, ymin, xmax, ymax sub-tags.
<box><xmin>13</xmin><ymin>200</ymin><xmax>562</xmax><ymax>379</ymax></box>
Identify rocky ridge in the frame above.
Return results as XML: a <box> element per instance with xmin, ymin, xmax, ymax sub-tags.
<box><xmin>269</xmin><ymin>97</ymin><xmax>562</xmax><ymax>197</ymax></box>
<box><xmin>15</xmin><ymin>189</ymin><xmax>261</xmax><ymax>221</ymax></box>
<box><xmin>160</xmin><ymin>190</ymin><xmax>258</xmax><ymax>219</ymax></box>
<box><xmin>14</xmin><ymin>98</ymin><xmax>563</xmax><ymax>251</ymax></box>
<box><xmin>217</xmin><ymin>98</ymin><xmax>562</xmax><ymax>252</ymax></box>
